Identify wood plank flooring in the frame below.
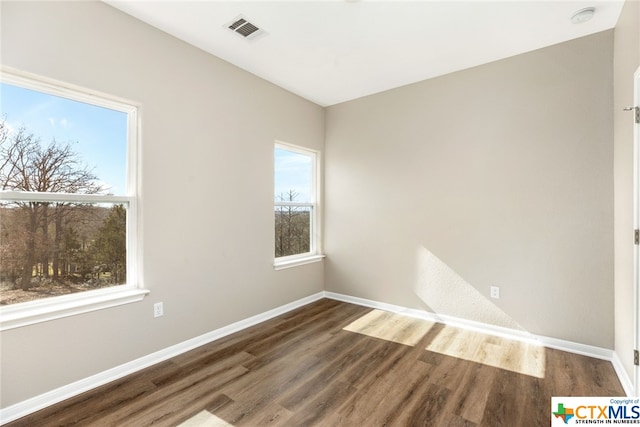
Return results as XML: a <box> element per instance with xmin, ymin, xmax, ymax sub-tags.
<box><xmin>4</xmin><ymin>299</ymin><xmax>624</xmax><ymax>426</ymax></box>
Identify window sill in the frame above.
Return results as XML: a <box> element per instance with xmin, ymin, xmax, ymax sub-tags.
<box><xmin>0</xmin><ymin>287</ymin><xmax>149</xmax><ymax>331</ymax></box>
<box><xmin>274</xmin><ymin>254</ymin><xmax>325</xmax><ymax>270</ymax></box>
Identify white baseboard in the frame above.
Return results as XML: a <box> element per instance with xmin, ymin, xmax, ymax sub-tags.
<box><xmin>0</xmin><ymin>292</ymin><xmax>325</xmax><ymax>425</ymax></box>
<box><xmin>1</xmin><ymin>290</ymin><xmax>633</xmax><ymax>424</ymax></box>
<box><xmin>325</xmin><ymin>291</ymin><xmax>614</xmax><ymax>359</ymax></box>
<box><xmin>325</xmin><ymin>291</ymin><xmax>540</xmax><ymax>343</ymax></box>
<box><xmin>325</xmin><ymin>291</ymin><xmax>634</xmax><ymax>390</ymax></box>
<box><xmin>611</xmin><ymin>351</ymin><xmax>636</xmax><ymax>397</ymax></box>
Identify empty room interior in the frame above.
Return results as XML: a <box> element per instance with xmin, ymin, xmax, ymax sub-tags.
<box><xmin>1</xmin><ymin>0</ymin><xmax>639</xmax><ymax>425</ymax></box>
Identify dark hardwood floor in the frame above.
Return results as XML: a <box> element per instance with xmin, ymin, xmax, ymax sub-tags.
<box><xmin>5</xmin><ymin>298</ymin><xmax>624</xmax><ymax>426</ymax></box>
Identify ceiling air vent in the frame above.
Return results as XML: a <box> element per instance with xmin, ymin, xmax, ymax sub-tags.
<box><xmin>226</xmin><ymin>15</ymin><xmax>267</xmax><ymax>41</ymax></box>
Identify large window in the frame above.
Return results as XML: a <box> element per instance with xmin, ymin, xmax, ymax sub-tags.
<box><xmin>274</xmin><ymin>142</ymin><xmax>323</xmax><ymax>268</ymax></box>
<box><xmin>0</xmin><ymin>68</ymin><xmax>145</xmax><ymax>329</ymax></box>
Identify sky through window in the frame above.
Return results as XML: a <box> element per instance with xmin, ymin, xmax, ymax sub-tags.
<box><xmin>1</xmin><ymin>82</ymin><xmax>127</xmax><ymax>195</ymax></box>
<box><xmin>274</xmin><ymin>147</ymin><xmax>312</xmax><ymax>203</ymax></box>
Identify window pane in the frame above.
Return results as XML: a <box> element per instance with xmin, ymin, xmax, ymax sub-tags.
<box><xmin>0</xmin><ymin>82</ymin><xmax>127</xmax><ymax>195</ymax></box>
<box><xmin>0</xmin><ymin>201</ymin><xmax>127</xmax><ymax>305</ymax></box>
<box><xmin>275</xmin><ymin>205</ymin><xmax>311</xmax><ymax>258</ymax></box>
<box><xmin>274</xmin><ymin>148</ymin><xmax>313</xmax><ymax>203</ymax></box>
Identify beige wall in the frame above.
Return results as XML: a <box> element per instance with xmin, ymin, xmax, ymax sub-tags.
<box><xmin>325</xmin><ymin>30</ymin><xmax>615</xmax><ymax>348</ymax></box>
<box><xmin>0</xmin><ymin>1</ymin><xmax>325</xmax><ymax>407</ymax></box>
<box><xmin>1</xmin><ymin>0</ymin><xmax>634</xmax><ymax>412</ymax></box>
<box><xmin>614</xmin><ymin>0</ymin><xmax>640</xmax><ymax>386</ymax></box>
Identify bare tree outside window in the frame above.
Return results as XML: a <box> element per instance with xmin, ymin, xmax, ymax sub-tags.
<box><xmin>274</xmin><ymin>144</ymin><xmax>317</xmax><ymax>260</ymax></box>
<box><xmin>275</xmin><ymin>190</ymin><xmax>311</xmax><ymax>257</ymax></box>
<box><xmin>1</xmin><ymin>110</ymin><xmax>128</xmax><ymax>305</ymax></box>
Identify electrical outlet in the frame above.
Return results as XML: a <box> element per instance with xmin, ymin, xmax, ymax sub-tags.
<box><xmin>154</xmin><ymin>302</ymin><xmax>164</xmax><ymax>318</ymax></box>
<box><xmin>490</xmin><ymin>286</ymin><xmax>500</xmax><ymax>299</ymax></box>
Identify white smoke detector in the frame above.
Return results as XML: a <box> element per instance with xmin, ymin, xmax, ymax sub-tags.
<box><xmin>571</xmin><ymin>7</ymin><xmax>595</xmax><ymax>24</ymax></box>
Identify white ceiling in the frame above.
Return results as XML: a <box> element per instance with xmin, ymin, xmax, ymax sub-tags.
<box><xmin>104</xmin><ymin>0</ymin><xmax>624</xmax><ymax>107</ymax></box>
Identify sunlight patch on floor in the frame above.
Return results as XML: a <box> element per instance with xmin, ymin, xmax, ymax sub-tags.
<box><xmin>343</xmin><ymin>309</ymin><xmax>435</xmax><ymax>347</ymax></box>
<box><xmin>425</xmin><ymin>326</ymin><xmax>546</xmax><ymax>378</ymax></box>
<box><xmin>177</xmin><ymin>410</ymin><xmax>235</xmax><ymax>427</ymax></box>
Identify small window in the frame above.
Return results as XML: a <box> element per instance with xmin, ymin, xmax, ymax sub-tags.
<box><xmin>274</xmin><ymin>142</ymin><xmax>322</xmax><ymax>268</ymax></box>
<box><xmin>0</xmin><ymin>68</ymin><xmax>145</xmax><ymax>329</ymax></box>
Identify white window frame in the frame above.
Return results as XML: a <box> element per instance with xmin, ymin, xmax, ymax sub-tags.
<box><xmin>0</xmin><ymin>67</ymin><xmax>147</xmax><ymax>330</ymax></box>
<box><xmin>274</xmin><ymin>141</ymin><xmax>324</xmax><ymax>270</ymax></box>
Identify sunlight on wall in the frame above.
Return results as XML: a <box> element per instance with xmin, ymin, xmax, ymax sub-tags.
<box><xmin>178</xmin><ymin>410</ymin><xmax>235</xmax><ymax>427</ymax></box>
<box><xmin>343</xmin><ymin>309</ymin><xmax>435</xmax><ymax>346</ymax></box>
<box><xmin>414</xmin><ymin>246</ymin><xmax>524</xmax><ymax>330</ymax></box>
<box><xmin>426</xmin><ymin>325</ymin><xmax>546</xmax><ymax>378</ymax></box>
<box><xmin>412</xmin><ymin>246</ymin><xmax>546</xmax><ymax>377</ymax></box>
